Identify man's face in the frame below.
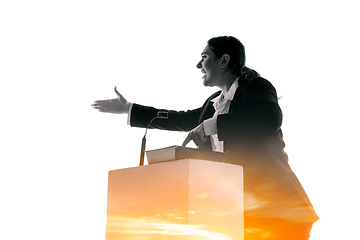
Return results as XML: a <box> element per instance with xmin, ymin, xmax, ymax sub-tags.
<box><xmin>197</xmin><ymin>45</ymin><xmax>222</xmax><ymax>87</ymax></box>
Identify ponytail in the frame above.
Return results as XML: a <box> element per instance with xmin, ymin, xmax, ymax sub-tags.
<box><xmin>241</xmin><ymin>66</ymin><xmax>261</xmax><ymax>81</ymax></box>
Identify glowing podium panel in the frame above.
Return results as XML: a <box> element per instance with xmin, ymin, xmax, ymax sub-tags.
<box><xmin>106</xmin><ymin>159</ymin><xmax>244</xmax><ymax>240</ymax></box>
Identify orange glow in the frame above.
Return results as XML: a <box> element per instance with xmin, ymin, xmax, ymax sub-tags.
<box><xmin>106</xmin><ymin>159</ymin><xmax>318</xmax><ymax>240</ymax></box>
<box><xmin>106</xmin><ymin>159</ymin><xmax>244</xmax><ymax>240</ymax></box>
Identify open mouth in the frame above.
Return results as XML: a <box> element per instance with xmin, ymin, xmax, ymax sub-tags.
<box><xmin>201</xmin><ymin>69</ymin><xmax>206</xmax><ymax>79</ymax></box>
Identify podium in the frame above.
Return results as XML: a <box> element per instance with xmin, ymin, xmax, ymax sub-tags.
<box><xmin>105</xmin><ymin>159</ymin><xmax>244</xmax><ymax>240</ymax></box>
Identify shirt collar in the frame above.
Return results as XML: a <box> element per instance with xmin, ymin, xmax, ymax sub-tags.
<box><xmin>211</xmin><ymin>76</ymin><xmax>240</xmax><ymax>103</ymax></box>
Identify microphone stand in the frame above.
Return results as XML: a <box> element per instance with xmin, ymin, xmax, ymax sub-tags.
<box><xmin>139</xmin><ymin>111</ymin><xmax>168</xmax><ymax>166</ymax></box>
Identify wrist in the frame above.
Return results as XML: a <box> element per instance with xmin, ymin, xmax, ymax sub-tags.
<box><xmin>203</xmin><ymin>117</ymin><xmax>218</xmax><ymax>136</ymax></box>
<box><xmin>125</xmin><ymin>102</ymin><xmax>133</xmax><ymax>113</ymax></box>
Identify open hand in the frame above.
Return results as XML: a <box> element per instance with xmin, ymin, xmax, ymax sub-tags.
<box><xmin>92</xmin><ymin>87</ymin><xmax>131</xmax><ymax>114</ymax></box>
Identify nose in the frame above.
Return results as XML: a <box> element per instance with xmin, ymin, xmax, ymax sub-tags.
<box><xmin>196</xmin><ymin>61</ymin><xmax>202</xmax><ymax>69</ymax></box>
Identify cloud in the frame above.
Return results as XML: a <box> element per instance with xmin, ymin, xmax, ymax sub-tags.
<box><xmin>106</xmin><ymin>216</ymin><xmax>235</xmax><ymax>240</ymax></box>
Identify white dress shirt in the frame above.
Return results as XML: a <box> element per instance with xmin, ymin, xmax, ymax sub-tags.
<box><xmin>203</xmin><ymin>77</ymin><xmax>240</xmax><ymax>152</ymax></box>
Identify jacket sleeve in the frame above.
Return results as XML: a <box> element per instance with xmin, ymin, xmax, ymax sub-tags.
<box><xmin>129</xmin><ymin>103</ymin><xmax>202</xmax><ymax>132</ymax></box>
<box><xmin>217</xmin><ymin>77</ymin><xmax>283</xmax><ymax>143</ymax></box>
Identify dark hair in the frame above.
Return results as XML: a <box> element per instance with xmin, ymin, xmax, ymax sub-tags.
<box><xmin>207</xmin><ymin>36</ymin><xmax>260</xmax><ymax>80</ymax></box>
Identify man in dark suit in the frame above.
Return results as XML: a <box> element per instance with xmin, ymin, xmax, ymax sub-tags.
<box><xmin>92</xmin><ymin>36</ymin><xmax>319</xmax><ymax>240</ymax></box>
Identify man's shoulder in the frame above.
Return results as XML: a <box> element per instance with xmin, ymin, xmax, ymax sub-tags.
<box><xmin>246</xmin><ymin>77</ymin><xmax>278</xmax><ymax>100</ymax></box>
<box><xmin>249</xmin><ymin>77</ymin><xmax>276</xmax><ymax>90</ymax></box>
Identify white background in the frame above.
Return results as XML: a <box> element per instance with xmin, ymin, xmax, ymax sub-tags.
<box><xmin>1</xmin><ymin>1</ymin><xmax>359</xmax><ymax>239</ymax></box>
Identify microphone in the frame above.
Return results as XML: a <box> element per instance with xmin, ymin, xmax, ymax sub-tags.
<box><xmin>139</xmin><ymin>111</ymin><xmax>169</xmax><ymax>166</ymax></box>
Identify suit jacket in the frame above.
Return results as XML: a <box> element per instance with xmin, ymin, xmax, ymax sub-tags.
<box><xmin>131</xmin><ymin>77</ymin><xmax>286</xmax><ymax>164</ymax></box>
<box><xmin>130</xmin><ymin>77</ymin><xmax>319</xmax><ymax>237</ymax></box>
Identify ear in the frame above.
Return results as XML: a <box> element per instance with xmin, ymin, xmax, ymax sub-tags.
<box><xmin>220</xmin><ymin>54</ymin><xmax>230</xmax><ymax>68</ymax></box>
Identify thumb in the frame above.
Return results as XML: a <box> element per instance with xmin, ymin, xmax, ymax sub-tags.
<box><xmin>114</xmin><ymin>86</ymin><xmax>121</xmax><ymax>97</ymax></box>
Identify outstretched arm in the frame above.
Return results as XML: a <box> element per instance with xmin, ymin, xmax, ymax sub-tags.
<box><xmin>92</xmin><ymin>87</ymin><xmax>132</xmax><ymax>114</ymax></box>
<box><xmin>130</xmin><ymin>104</ymin><xmax>201</xmax><ymax>132</ymax></box>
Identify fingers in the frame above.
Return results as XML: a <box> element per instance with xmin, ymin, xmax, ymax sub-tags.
<box><xmin>182</xmin><ymin>133</ymin><xmax>192</xmax><ymax>147</ymax></box>
<box><xmin>92</xmin><ymin>103</ymin><xmax>110</xmax><ymax>112</ymax></box>
<box><xmin>92</xmin><ymin>100</ymin><xmax>109</xmax><ymax>109</ymax></box>
<box><xmin>182</xmin><ymin>131</ymin><xmax>204</xmax><ymax>147</ymax></box>
<box><xmin>97</xmin><ymin>108</ymin><xmax>112</xmax><ymax>113</ymax></box>
<box><xmin>92</xmin><ymin>100</ymin><xmax>110</xmax><ymax>105</ymax></box>
<box><xmin>92</xmin><ymin>99</ymin><xmax>112</xmax><ymax>112</ymax></box>
<box><xmin>182</xmin><ymin>123</ymin><xmax>209</xmax><ymax>147</ymax></box>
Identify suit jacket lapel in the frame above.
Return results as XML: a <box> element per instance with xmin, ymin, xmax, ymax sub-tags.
<box><xmin>199</xmin><ymin>78</ymin><xmax>250</xmax><ymax>122</ymax></box>
<box><xmin>198</xmin><ymin>91</ymin><xmax>220</xmax><ymax>123</ymax></box>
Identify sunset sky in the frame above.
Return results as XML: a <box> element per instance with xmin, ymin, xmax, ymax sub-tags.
<box><xmin>1</xmin><ymin>1</ymin><xmax>360</xmax><ymax>240</ymax></box>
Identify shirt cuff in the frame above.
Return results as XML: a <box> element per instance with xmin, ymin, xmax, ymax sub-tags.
<box><xmin>203</xmin><ymin>117</ymin><xmax>217</xmax><ymax>136</ymax></box>
<box><xmin>127</xmin><ymin>103</ymin><xmax>134</xmax><ymax>125</ymax></box>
